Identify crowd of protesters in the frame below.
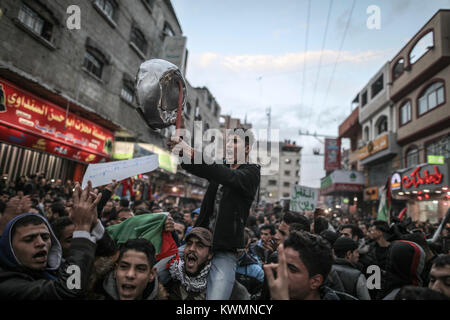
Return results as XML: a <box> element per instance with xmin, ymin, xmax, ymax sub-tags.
<box><xmin>0</xmin><ymin>171</ymin><xmax>449</xmax><ymax>300</ymax></box>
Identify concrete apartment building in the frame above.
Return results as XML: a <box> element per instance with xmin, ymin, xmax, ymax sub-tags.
<box><xmin>260</xmin><ymin>140</ymin><xmax>301</xmax><ymax>202</ymax></box>
<box><xmin>388</xmin><ymin>10</ymin><xmax>450</xmax><ymax>222</ymax></box>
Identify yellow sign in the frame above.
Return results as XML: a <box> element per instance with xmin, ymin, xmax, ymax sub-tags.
<box><xmin>359</xmin><ymin>134</ymin><xmax>388</xmax><ymax>160</ymax></box>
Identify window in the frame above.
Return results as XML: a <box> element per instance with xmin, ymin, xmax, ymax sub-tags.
<box><xmin>283</xmin><ymin>182</ymin><xmax>290</xmax><ymax>188</ymax></box>
<box><xmin>426</xmin><ymin>136</ymin><xmax>449</xmax><ymax>160</ymax></box>
<box><xmin>376</xmin><ymin>116</ymin><xmax>388</xmax><ymax>135</ymax></box>
<box><xmin>207</xmin><ymin>95</ymin><xmax>213</xmax><ymax>109</ymax></box>
<box><xmin>371</xmin><ymin>74</ymin><xmax>384</xmax><ymax>98</ymax></box>
<box><xmin>185</xmin><ymin>103</ymin><xmax>192</xmax><ymax>118</ymax></box>
<box><xmin>409</xmin><ymin>31</ymin><xmax>434</xmax><ymax>64</ymax></box>
<box><xmin>283</xmin><ymin>193</ymin><xmax>290</xmax><ymax>198</ymax></box>
<box><xmin>361</xmin><ymin>91</ymin><xmax>367</xmax><ymax>107</ymax></box>
<box><xmin>418</xmin><ymin>82</ymin><xmax>444</xmax><ymax>116</ymax></box>
<box><xmin>400</xmin><ymin>101</ymin><xmax>411</xmax><ymax>125</ymax></box>
<box><xmin>285</xmin><ymin>158</ymin><xmax>292</xmax><ymax>164</ymax></box>
<box><xmin>406</xmin><ymin>147</ymin><xmax>419</xmax><ymax>167</ymax></box>
<box><xmin>95</xmin><ymin>0</ymin><xmax>115</xmax><ymax>20</ymax></box>
<box><xmin>393</xmin><ymin>58</ymin><xmax>404</xmax><ymax>80</ymax></box>
<box><xmin>214</xmin><ymin>105</ymin><xmax>219</xmax><ymax>117</ymax></box>
<box><xmin>163</xmin><ymin>22</ymin><xmax>175</xmax><ymax>37</ymax></box>
<box><xmin>284</xmin><ymin>170</ymin><xmax>291</xmax><ymax>176</ymax></box>
<box><xmin>268</xmin><ymin>180</ymin><xmax>277</xmax><ymax>186</ymax></box>
<box><xmin>18</xmin><ymin>4</ymin><xmax>53</xmax><ymax>41</ymax></box>
<box><xmin>364</xmin><ymin>126</ymin><xmax>370</xmax><ymax>142</ymax></box>
<box><xmin>121</xmin><ymin>82</ymin><xmax>134</xmax><ymax>103</ymax></box>
<box><xmin>83</xmin><ymin>51</ymin><xmax>103</xmax><ymax>79</ymax></box>
<box><xmin>130</xmin><ymin>28</ymin><xmax>147</xmax><ymax>54</ymax></box>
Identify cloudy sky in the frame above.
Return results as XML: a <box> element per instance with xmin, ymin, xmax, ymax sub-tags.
<box><xmin>171</xmin><ymin>0</ymin><xmax>450</xmax><ymax>188</ymax></box>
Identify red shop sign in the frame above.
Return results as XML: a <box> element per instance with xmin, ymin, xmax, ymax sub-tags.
<box><xmin>0</xmin><ymin>124</ymin><xmax>104</xmax><ymax>163</ymax></box>
<box><xmin>0</xmin><ymin>79</ymin><xmax>113</xmax><ymax>158</ymax></box>
<box><xmin>402</xmin><ymin>165</ymin><xmax>443</xmax><ymax>189</ymax></box>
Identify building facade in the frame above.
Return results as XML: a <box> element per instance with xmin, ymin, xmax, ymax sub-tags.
<box><xmin>260</xmin><ymin>140</ymin><xmax>301</xmax><ymax>202</ymax></box>
<box><xmin>0</xmin><ymin>0</ymin><xmax>186</xmax><ymax>182</ymax></box>
<box><xmin>388</xmin><ymin>10</ymin><xmax>450</xmax><ymax>222</ymax></box>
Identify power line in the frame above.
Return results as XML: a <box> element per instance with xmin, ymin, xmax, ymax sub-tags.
<box><xmin>311</xmin><ymin>0</ymin><xmax>333</xmax><ymax>109</ymax></box>
<box><xmin>300</xmin><ymin>0</ymin><xmax>311</xmax><ymax>113</ymax></box>
<box><xmin>317</xmin><ymin>0</ymin><xmax>356</xmax><ymax>125</ymax></box>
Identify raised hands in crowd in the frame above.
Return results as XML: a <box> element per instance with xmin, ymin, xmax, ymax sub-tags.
<box><xmin>0</xmin><ymin>174</ymin><xmax>449</xmax><ymax>301</ymax></box>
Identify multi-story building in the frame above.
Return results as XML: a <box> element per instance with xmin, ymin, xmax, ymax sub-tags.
<box><xmin>388</xmin><ymin>9</ymin><xmax>450</xmax><ymax>222</ymax></box>
<box><xmin>355</xmin><ymin>62</ymin><xmax>402</xmax><ymax>216</ymax></box>
<box><xmin>260</xmin><ymin>140</ymin><xmax>301</xmax><ymax>202</ymax></box>
<box><xmin>0</xmin><ymin>0</ymin><xmax>186</xmax><ymax>182</ymax></box>
<box><xmin>320</xmin><ymin>107</ymin><xmax>364</xmax><ymax>217</ymax></box>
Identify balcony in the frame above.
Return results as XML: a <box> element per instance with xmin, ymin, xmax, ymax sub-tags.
<box><xmin>358</xmin><ymin>132</ymin><xmax>400</xmax><ymax>166</ymax></box>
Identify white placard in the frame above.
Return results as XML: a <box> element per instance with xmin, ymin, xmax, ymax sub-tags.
<box><xmin>290</xmin><ymin>185</ymin><xmax>319</xmax><ymax>212</ymax></box>
<box><xmin>81</xmin><ymin>155</ymin><xmax>159</xmax><ymax>189</ymax></box>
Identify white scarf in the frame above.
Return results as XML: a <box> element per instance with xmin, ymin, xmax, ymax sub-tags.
<box><xmin>169</xmin><ymin>259</ymin><xmax>211</xmax><ymax>293</ymax></box>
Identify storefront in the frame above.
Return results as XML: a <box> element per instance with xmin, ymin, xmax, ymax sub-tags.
<box><xmin>391</xmin><ymin>161</ymin><xmax>450</xmax><ymax>223</ymax></box>
<box><xmin>0</xmin><ymin>78</ymin><xmax>114</xmax><ymax>182</ymax></box>
<box><xmin>320</xmin><ymin>170</ymin><xmax>364</xmax><ymax>216</ymax></box>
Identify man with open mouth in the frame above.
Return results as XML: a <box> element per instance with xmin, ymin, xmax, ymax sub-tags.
<box><xmin>166</xmin><ymin>227</ymin><xmax>249</xmax><ymax>300</ymax></box>
<box><xmin>0</xmin><ymin>182</ymin><xmax>102</xmax><ymax>299</ymax></box>
<box><xmin>94</xmin><ymin>238</ymin><xmax>167</xmax><ymax>300</ymax></box>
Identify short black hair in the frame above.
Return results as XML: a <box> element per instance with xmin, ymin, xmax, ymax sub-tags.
<box><xmin>432</xmin><ymin>254</ymin><xmax>450</xmax><ymax>268</ymax></box>
<box><xmin>282</xmin><ymin>211</ymin><xmax>310</xmax><ymax>231</ymax></box>
<box><xmin>314</xmin><ymin>217</ymin><xmax>329</xmax><ymax>235</ymax></box>
<box><xmin>320</xmin><ymin>230</ymin><xmax>339</xmax><ymax>246</ymax></box>
<box><xmin>246</xmin><ymin>215</ymin><xmax>257</xmax><ymax>227</ymax></box>
<box><xmin>372</xmin><ymin>220</ymin><xmax>390</xmax><ymax>233</ymax></box>
<box><xmin>259</xmin><ymin>223</ymin><xmax>276</xmax><ymax>235</ymax></box>
<box><xmin>133</xmin><ymin>200</ymin><xmax>150</xmax><ymax>210</ymax></box>
<box><xmin>11</xmin><ymin>215</ymin><xmax>47</xmax><ymax>238</ymax></box>
<box><xmin>284</xmin><ymin>231</ymin><xmax>333</xmax><ymax>280</ymax></box>
<box><xmin>396</xmin><ymin>285</ymin><xmax>449</xmax><ymax>300</ymax></box>
<box><xmin>117</xmin><ymin>207</ymin><xmax>132</xmax><ymax>215</ymax></box>
<box><xmin>50</xmin><ymin>201</ymin><xmax>66</xmax><ymax>217</ymax></box>
<box><xmin>118</xmin><ymin>238</ymin><xmax>156</xmax><ymax>267</ymax></box>
<box><xmin>51</xmin><ymin>217</ymin><xmax>74</xmax><ymax>240</ymax></box>
<box><xmin>119</xmin><ymin>198</ymin><xmax>130</xmax><ymax>208</ymax></box>
<box><xmin>230</xmin><ymin>127</ymin><xmax>255</xmax><ymax>149</ymax></box>
<box><xmin>257</xmin><ymin>214</ymin><xmax>265</xmax><ymax>224</ymax></box>
<box><xmin>340</xmin><ymin>224</ymin><xmax>364</xmax><ymax>240</ymax></box>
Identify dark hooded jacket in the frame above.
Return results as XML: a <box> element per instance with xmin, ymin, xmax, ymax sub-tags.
<box><xmin>181</xmin><ymin>159</ymin><xmax>260</xmax><ymax>252</ymax></box>
<box><xmin>0</xmin><ymin>213</ymin><xmax>97</xmax><ymax>299</ymax></box>
<box><xmin>381</xmin><ymin>240</ymin><xmax>425</xmax><ymax>300</ymax></box>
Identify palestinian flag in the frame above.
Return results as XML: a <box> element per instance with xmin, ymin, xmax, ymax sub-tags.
<box><xmin>107</xmin><ymin>213</ymin><xmax>179</xmax><ymax>263</ymax></box>
<box><xmin>377</xmin><ymin>177</ymin><xmax>391</xmax><ymax>222</ymax></box>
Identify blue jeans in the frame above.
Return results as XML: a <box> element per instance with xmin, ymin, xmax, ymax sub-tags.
<box><xmin>206</xmin><ymin>251</ymin><xmax>237</xmax><ymax>300</ymax></box>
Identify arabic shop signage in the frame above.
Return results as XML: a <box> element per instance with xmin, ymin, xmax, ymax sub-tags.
<box><xmin>391</xmin><ymin>162</ymin><xmax>449</xmax><ymax>193</ymax></box>
<box><xmin>0</xmin><ymin>79</ymin><xmax>113</xmax><ymax>160</ymax></box>
<box><xmin>359</xmin><ymin>134</ymin><xmax>389</xmax><ymax>160</ymax></box>
<box><xmin>324</xmin><ymin>138</ymin><xmax>341</xmax><ymax>171</ymax></box>
<box><xmin>290</xmin><ymin>185</ymin><xmax>319</xmax><ymax>212</ymax></box>
<box><xmin>0</xmin><ymin>124</ymin><xmax>102</xmax><ymax>163</ymax></box>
